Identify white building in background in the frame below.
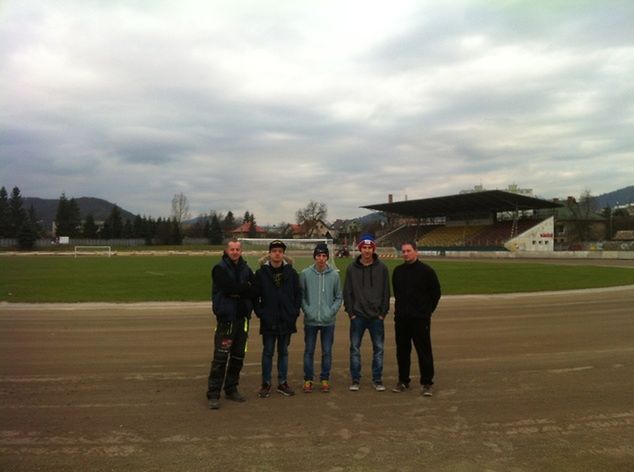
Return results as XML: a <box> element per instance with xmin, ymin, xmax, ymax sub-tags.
<box><xmin>505</xmin><ymin>217</ymin><xmax>555</xmax><ymax>252</ymax></box>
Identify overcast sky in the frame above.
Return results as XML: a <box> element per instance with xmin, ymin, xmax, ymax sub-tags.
<box><xmin>2</xmin><ymin>0</ymin><xmax>633</xmax><ymax>224</ymax></box>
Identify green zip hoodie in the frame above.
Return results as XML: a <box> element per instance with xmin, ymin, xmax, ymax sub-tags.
<box><xmin>300</xmin><ymin>263</ymin><xmax>343</xmax><ymax>326</ymax></box>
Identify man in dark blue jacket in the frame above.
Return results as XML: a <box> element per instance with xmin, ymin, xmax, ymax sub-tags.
<box><xmin>207</xmin><ymin>239</ymin><xmax>256</xmax><ymax>410</ymax></box>
<box><xmin>254</xmin><ymin>240</ymin><xmax>302</xmax><ymax>398</ymax></box>
<box><xmin>391</xmin><ymin>241</ymin><xmax>441</xmax><ymax>397</ymax></box>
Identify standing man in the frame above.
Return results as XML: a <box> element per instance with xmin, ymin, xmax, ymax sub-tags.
<box><xmin>343</xmin><ymin>234</ymin><xmax>390</xmax><ymax>391</ymax></box>
<box><xmin>254</xmin><ymin>240</ymin><xmax>302</xmax><ymax>398</ymax></box>
<box><xmin>207</xmin><ymin>239</ymin><xmax>256</xmax><ymax>410</ymax></box>
<box><xmin>300</xmin><ymin>242</ymin><xmax>343</xmax><ymax>393</ymax></box>
<box><xmin>391</xmin><ymin>241</ymin><xmax>441</xmax><ymax>396</ymax></box>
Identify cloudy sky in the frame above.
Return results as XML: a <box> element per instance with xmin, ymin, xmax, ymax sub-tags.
<box><xmin>2</xmin><ymin>0</ymin><xmax>633</xmax><ymax>224</ymax></box>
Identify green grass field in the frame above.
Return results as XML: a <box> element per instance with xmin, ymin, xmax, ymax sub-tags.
<box><xmin>2</xmin><ymin>255</ymin><xmax>634</xmax><ymax>303</ymax></box>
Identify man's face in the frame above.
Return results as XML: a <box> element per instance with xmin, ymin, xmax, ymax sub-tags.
<box><xmin>226</xmin><ymin>242</ymin><xmax>242</xmax><ymax>262</ymax></box>
<box><xmin>314</xmin><ymin>253</ymin><xmax>328</xmax><ymax>270</ymax></box>
<box><xmin>269</xmin><ymin>247</ymin><xmax>285</xmax><ymax>264</ymax></box>
<box><xmin>401</xmin><ymin>244</ymin><xmax>417</xmax><ymax>263</ymax></box>
<box><xmin>360</xmin><ymin>244</ymin><xmax>375</xmax><ymax>261</ymax></box>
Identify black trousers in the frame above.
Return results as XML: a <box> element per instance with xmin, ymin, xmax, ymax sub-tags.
<box><xmin>207</xmin><ymin>318</ymin><xmax>249</xmax><ymax>399</ymax></box>
<box><xmin>394</xmin><ymin>317</ymin><xmax>434</xmax><ymax>386</ymax></box>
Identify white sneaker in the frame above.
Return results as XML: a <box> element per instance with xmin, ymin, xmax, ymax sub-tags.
<box><xmin>422</xmin><ymin>384</ymin><xmax>433</xmax><ymax>396</ymax></box>
<box><xmin>373</xmin><ymin>382</ymin><xmax>386</xmax><ymax>392</ymax></box>
<box><xmin>349</xmin><ymin>381</ymin><xmax>360</xmax><ymax>391</ymax></box>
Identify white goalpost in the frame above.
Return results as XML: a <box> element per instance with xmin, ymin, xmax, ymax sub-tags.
<box><xmin>74</xmin><ymin>246</ymin><xmax>112</xmax><ymax>258</ymax></box>
<box><xmin>238</xmin><ymin>238</ymin><xmax>339</xmax><ymax>271</ymax></box>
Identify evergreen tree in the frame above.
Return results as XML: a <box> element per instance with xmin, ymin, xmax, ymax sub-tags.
<box><xmin>223</xmin><ymin>211</ymin><xmax>236</xmax><ymax>232</ymax></box>
<box><xmin>106</xmin><ymin>205</ymin><xmax>123</xmax><ymax>239</ymax></box>
<box><xmin>9</xmin><ymin>186</ymin><xmax>27</xmax><ymax>237</ymax></box>
<box><xmin>248</xmin><ymin>214</ymin><xmax>258</xmax><ymax>238</ymax></box>
<box><xmin>171</xmin><ymin>217</ymin><xmax>183</xmax><ymax>245</ymax></box>
<box><xmin>54</xmin><ymin>193</ymin><xmax>80</xmax><ymax>237</ymax></box>
<box><xmin>122</xmin><ymin>219</ymin><xmax>134</xmax><ymax>238</ymax></box>
<box><xmin>209</xmin><ymin>213</ymin><xmax>223</xmax><ymax>244</ymax></box>
<box><xmin>27</xmin><ymin>204</ymin><xmax>42</xmax><ymax>237</ymax></box>
<box><xmin>0</xmin><ymin>186</ymin><xmax>11</xmax><ymax>237</ymax></box>
<box><xmin>243</xmin><ymin>211</ymin><xmax>251</xmax><ymax>224</ymax></box>
<box><xmin>203</xmin><ymin>218</ymin><xmax>211</xmax><ymax>242</ymax></box>
<box><xmin>82</xmin><ymin>214</ymin><xmax>98</xmax><ymax>238</ymax></box>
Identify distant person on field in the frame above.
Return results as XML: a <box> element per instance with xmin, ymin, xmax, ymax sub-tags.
<box><xmin>391</xmin><ymin>241</ymin><xmax>441</xmax><ymax>396</ymax></box>
<box><xmin>299</xmin><ymin>242</ymin><xmax>343</xmax><ymax>393</ymax></box>
<box><xmin>207</xmin><ymin>239</ymin><xmax>257</xmax><ymax>410</ymax></box>
<box><xmin>254</xmin><ymin>240</ymin><xmax>302</xmax><ymax>398</ymax></box>
<box><xmin>343</xmin><ymin>233</ymin><xmax>390</xmax><ymax>392</ymax></box>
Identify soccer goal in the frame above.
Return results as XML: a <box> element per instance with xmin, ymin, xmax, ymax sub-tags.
<box><xmin>74</xmin><ymin>246</ymin><xmax>112</xmax><ymax>258</ymax></box>
<box><xmin>238</xmin><ymin>238</ymin><xmax>339</xmax><ymax>271</ymax></box>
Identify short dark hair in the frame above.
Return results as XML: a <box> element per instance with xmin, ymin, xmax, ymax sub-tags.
<box><xmin>401</xmin><ymin>241</ymin><xmax>417</xmax><ymax>251</ymax></box>
<box><xmin>227</xmin><ymin>238</ymin><xmax>241</xmax><ymax>247</ymax></box>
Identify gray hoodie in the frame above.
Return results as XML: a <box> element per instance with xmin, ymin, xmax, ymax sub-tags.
<box><xmin>343</xmin><ymin>253</ymin><xmax>390</xmax><ymax>320</ymax></box>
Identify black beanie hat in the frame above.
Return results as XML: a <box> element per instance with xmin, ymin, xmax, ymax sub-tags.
<box><xmin>313</xmin><ymin>242</ymin><xmax>329</xmax><ymax>259</ymax></box>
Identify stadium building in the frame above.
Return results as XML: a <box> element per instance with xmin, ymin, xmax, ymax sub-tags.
<box><xmin>363</xmin><ymin>190</ymin><xmax>563</xmax><ymax>253</ymax></box>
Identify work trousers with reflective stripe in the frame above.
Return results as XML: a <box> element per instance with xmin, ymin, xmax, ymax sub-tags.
<box><xmin>207</xmin><ymin>318</ymin><xmax>249</xmax><ymax>399</ymax></box>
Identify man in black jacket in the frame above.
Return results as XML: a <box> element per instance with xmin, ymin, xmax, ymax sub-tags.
<box><xmin>254</xmin><ymin>240</ymin><xmax>302</xmax><ymax>398</ymax></box>
<box><xmin>391</xmin><ymin>241</ymin><xmax>441</xmax><ymax>396</ymax></box>
<box><xmin>207</xmin><ymin>239</ymin><xmax>256</xmax><ymax>410</ymax></box>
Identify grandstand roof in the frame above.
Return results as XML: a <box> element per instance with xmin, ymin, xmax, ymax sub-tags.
<box><xmin>363</xmin><ymin>190</ymin><xmax>562</xmax><ymax>218</ymax></box>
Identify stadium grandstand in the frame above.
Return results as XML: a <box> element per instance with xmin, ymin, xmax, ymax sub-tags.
<box><xmin>364</xmin><ymin>190</ymin><xmax>562</xmax><ymax>253</ymax></box>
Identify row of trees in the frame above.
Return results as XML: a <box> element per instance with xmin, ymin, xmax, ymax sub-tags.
<box><xmin>0</xmin><ymin>186</ymin><xmax>41</xmax><ymax>248</ymax></box>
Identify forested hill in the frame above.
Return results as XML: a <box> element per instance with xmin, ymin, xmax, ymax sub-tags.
<box><xmin>24</xmin><ymin>197</ymin><xmax>138</xmax><ymax>228</ymax></box>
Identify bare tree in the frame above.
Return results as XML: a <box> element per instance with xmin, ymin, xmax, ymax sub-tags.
<box><xmin>296</xmin><ymin>201</ymin><xmax>328</xmax><ymax>237</ymax></box>
<box><xmin>171</xmin><ymin>193</ymin><xmax>191</xmax><ymax>228</ymax></box>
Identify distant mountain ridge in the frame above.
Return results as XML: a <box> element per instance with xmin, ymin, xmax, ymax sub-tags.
<box><xmin>24</xmin><ymin>197</ymin><xmax>138</xmax><ymax>229</ymax></box>
<box><xmin>595</xmin><ymin>186</ymin><xmax>634</xmax><ymax>209</ymax></box>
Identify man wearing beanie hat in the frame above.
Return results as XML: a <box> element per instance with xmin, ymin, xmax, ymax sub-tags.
<box><xmin>343</xmin><ymin>233</ymin><xmax>390</xmax><ymax>392</ymax></box>
<box><xmin>254</xmin><ymin>240</ymin><xmax>301</xmax><ymax>398</ymax></box>
<box><xmin>299</xmin><ymin>242</ymin><xmax>343</xmax><ymax>393</ymax></box>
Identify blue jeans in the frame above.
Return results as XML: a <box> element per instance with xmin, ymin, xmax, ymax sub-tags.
<box><xmin>262</xmin><ymin>333</ymin><xmax>291</xmax><ymax>385</ymax></box>
<box><xmin>303</xmin><ymin>324</ymin><xmax>335</xmax><ymax>381</ymax></box>
<box><xmin>349</xmin><ymin>317</ymin><xmax>384</xmax><ymax>383</ymax></box>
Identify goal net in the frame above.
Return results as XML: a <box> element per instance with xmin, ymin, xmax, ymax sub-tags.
<box><xmin>74</xmin><ymin>245</ymin><xmax>112</xmax><ymax>258</ymax></box>
<box><xmin>238</xmin><ymin>238</ymin><xmax>339</xmax><ymax>271</ymax></box>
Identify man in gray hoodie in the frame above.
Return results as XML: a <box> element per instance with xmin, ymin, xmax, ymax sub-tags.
<box><xmin>343</xmin><ymin>234</ymin><xmax>390</xmax><ymax>391</ymax></box>
<box><xmin>300</xmin><ymin>243</ymin><xmax>343</xmax><ymax>393</ymax></box>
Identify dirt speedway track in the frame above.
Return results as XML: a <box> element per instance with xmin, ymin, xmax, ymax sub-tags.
<box><xmin>1</xmin><ymin>286</ymin><xmax>633</xmax><ymax>471</ymax></box>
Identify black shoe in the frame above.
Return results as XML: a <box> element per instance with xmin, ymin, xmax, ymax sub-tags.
<box><xmin>208</xmin><ymin>398</ymin><xmax>220</xmax><ymax>410</ymax></box>
<box><xmin>422</xmin><ymin>384</ymin><xmax>433</xmax><ymax>397</ymax></box>
<box><xmin>276</xmin><ymin>382</ymin><xmax>295</xmax><ymax>396</ymax></box>
<box><xmin>258</xmin><ymin>383</ymin><xmax>271</xmax><ymax>398</ymax></box>
<box><xmin>225</xmin><ymin>390</ymin><xmax>246</xmax><ymax>402</ymax></box>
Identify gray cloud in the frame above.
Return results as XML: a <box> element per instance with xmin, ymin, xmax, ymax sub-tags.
<box><xmin>1</xmin><ymin>0</ymin><xmax>633</xmax><ymax>222</ymax></box>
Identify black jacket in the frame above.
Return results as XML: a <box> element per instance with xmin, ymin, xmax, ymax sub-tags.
<box><xmin>392</xmin><ymin>259</ymin><xmax>441</xmax><ymax>319</ymax></box>
<box><xmin>254</xmin><ymin>256</ymin><xmax>302</xmax><ymax>335</ymax></box>
<box><xmin>211</xmin><ymin>253</ymin><xmax>256</xmax><ymax>322</ymax></box>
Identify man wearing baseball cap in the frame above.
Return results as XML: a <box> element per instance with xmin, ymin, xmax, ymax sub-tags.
<box><xmin>299</xmin><ymin>243</ymin><xmax>343</xmax><ymax>393</ymax></box>
<box><xmin>254</xmin><ymin>240</ymin><xmax>302</xmax><ymax>398</ymax></box>
<box><xmin>343</xmin><ymin>233</ymin><xmax>390</xmax><ymax>392</ymax></box>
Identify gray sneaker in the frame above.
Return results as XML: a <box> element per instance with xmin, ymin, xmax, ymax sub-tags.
<box><xmin>208</xmin><ymin>398</ymin><xmax>220</xmax><ymax>410</ymax></box>
<box><xmin>422</xmin><ymin>384</ymin><xmax>433</xmax><ymax>396</ymax></box>
<box><xmin>225</xmin><ymin>390</ymin><xmax>246</xmax><ymax>402</ymax></box>
<box><xmin>349</xmin><ymin>381</ymin><xmax>360</xmax><ymax>391</ymax></box>
<box><xmin>391</xmin><ymin>382</ymin><xmax>409</xmax><ymax>393</ymax></box>
<box><xmin>373</xmin><ymin>381</ymin><xmax>386</xmax><ymax>392</ymax></box>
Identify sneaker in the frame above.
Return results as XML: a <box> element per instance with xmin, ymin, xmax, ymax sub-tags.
<box><xmin>422</xmin><ymin>384</ymin><xmax>433</xmax><ymax>397</ymax></box>
<box><xmin>303</xmin><ymin>380</ymin><xmax>313</xmax><ymax>393</ymax></box>
<box><xmin>349</xmin><ymin>381</ymin><xmax>360</xmax><ymax>391</ymax></box>
<box><xmin>391</xmin><ymin>382</ymin><xmax>409</xmax><ymax>393</ymax></box>
<box><xmin>320</xmin><ymin>380</ymin><xmax>330</xmax><ymax>393</ymax></box>
<box><xmin>207</xmin><ymin>398</ymin><xmax>220</xmax><ymax>410</ymax></box>
<box><xmin>373</xmin><ymin>381</ymin><xmax>386</xmax><ymax>392</ymax></box>
<box><xmin>225</xmin><ymin>390</ymin><xmax>246</xmax><ymax>402</ymax></box>
<box><xmin>258</xmin><ymin>383</ymin><xmax>271</xmax><ymax>398</ymax></box>
<box><xmin>277</xmin><ymin>382</ymin><xmax>295</xmax><ymax>396</ymax></box>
